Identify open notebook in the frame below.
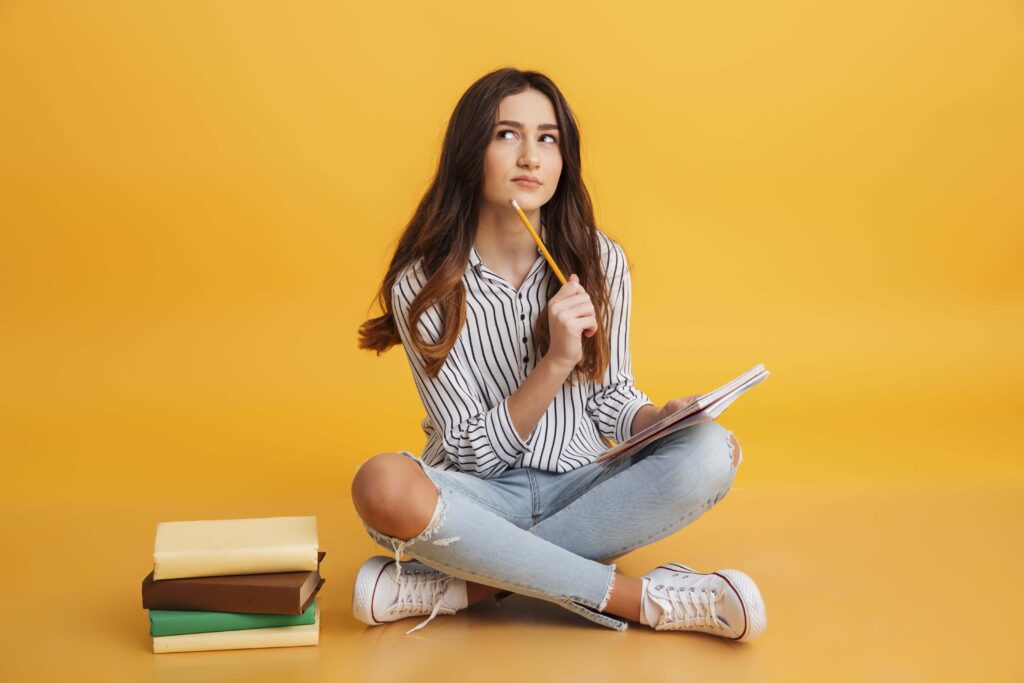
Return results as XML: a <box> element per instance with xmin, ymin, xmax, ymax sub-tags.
<box><xmin>596</xmin><ymin>363</ymin><xmax>770</xmax><ymax>465</ymax></box>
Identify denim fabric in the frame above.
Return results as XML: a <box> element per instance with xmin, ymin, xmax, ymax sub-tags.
<box><xmin>361</xmin><ymin>420</ymin><xmax>741</xmax><ymax>632</ymax></box>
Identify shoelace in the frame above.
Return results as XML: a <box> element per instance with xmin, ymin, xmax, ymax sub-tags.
<box><xmin>655</xmin><ymin>583</ymin><xmax>720</xmax><ymax>630</ymax></box>
<box><xmin>390</xmin><ymin>568</ymin><xmax>456</xmax><ymax>635</ymax></box>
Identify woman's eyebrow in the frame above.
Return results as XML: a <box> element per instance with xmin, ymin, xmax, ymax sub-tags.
<box><xmin>495</xmin><ymin>120</ymin><xmax>560</xmax><ymax>131</ymax></box>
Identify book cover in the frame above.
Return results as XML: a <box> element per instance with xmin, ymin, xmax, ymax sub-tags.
<box><xmin>149</xmin><ymin>596</ymin><xmax>317</xmax><ymax>637</ymax></box>
<box><xmin>152</xmin><ymin>601</ymin><xmax>320</xmax><ymax>653</ymax></box>
<box><xmin>143</xmin><ymin>552</ymin><xmax>325</xmax><ymax>614</ymax></box>
<box><xmin>153</xmin><ymin>515</ymin><xmax>318</xmax><ymax>580</ymax></box>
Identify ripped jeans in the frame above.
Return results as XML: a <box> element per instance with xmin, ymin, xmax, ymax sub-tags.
<box><xmin>361</xmin><ymin>420</ymin><xmax>742</xmax><ymax>633</ymax></box>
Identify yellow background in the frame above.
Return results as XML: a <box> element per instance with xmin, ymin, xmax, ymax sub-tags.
<box><xmin>1</xmin><ymin>1</ymin><xmax>1021</xmax><ymax>681</ymax></box>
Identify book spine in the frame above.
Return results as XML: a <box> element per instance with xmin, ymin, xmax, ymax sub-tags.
<box><xmin>143</xmin><ymin>582</ymin><xmax>299</xmax><ymax>614</ymax></box>
<box><xmin>151</xmin><ymin>626</ymin><xmax>319</xmax><ymax>653</ymax></box>
<box><xmin>149</xmin><ymin>603</ymin><xmax>315</xmax><ymax>637</ymax></box>
<box><xmin>153</xmin><ymin>544</ymin><xmax>318</xmax><ymax>580</ymax></box>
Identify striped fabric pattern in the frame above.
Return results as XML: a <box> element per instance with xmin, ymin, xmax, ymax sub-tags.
<box><xmin>391</xmin><ymin>230</ymin><xmax>653</xmax><ymax>479</ymax></box>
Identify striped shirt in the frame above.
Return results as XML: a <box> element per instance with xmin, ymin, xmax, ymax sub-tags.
<box><xmin>391</xmin><ymin>230</ymin><xmax>653</xmax><ymax>479</ymax></box>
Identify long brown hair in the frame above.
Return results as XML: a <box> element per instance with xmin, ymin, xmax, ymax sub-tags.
<box><xmin>358</xmin><ymin>67</ymin><xmax>611</xmax><ymax>384</ymax></box>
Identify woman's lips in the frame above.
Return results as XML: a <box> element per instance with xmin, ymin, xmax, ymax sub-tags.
<box><xmin>513</xmin><ymin>178</ymin><xmax>541</xmax><ymax>188</ymax></box>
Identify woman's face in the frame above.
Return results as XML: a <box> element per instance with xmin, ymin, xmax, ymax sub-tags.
<box><xmin>481</xmin><ymin>88</ymin><xmax>563</xmax><ymax>214</ymax></box>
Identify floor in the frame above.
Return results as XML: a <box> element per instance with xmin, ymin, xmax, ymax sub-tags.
<box><xmin>1</xmin><ymin>1</ymin><xmax>1021</xmax><ymax>679</ymax></box>
<box><xmin>2</xmin><ymin>481</ymin><xmax>1021</xmax><ymax>682</ymax></box>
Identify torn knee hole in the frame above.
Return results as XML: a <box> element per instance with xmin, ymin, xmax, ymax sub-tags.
<box><xmin>728</xmin><ymin>433</ymin><xmax>743</xmax><ymax>468</ymax></box>
<box><xmin>432</xmin><ymin>536</ymin><xmax>460</xmax><ymax>546</ymax></box>
<box><xmin>363</xmin><ymin>489</ymin><xmax>454</xmax><ymax>577</ymax></box>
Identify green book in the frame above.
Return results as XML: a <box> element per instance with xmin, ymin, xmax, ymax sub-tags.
<box><xmin>149</xmin><ymin>599</ymin><xmax>316</xmax><ymax>637</ymax></box>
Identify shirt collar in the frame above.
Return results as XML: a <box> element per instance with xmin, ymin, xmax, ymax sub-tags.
<box><xmin>468</xmin><ymin>224</ymin><xmax>547</xmax><ymax>276</ymax></box>
<box><xmin>468</xmin><ymin>244</ymin><xmax>547</xmax><ymax>284</ymax></box>
<box><xmin>468</xmin><ymin>244</ymin><xmax>484</xmax><ymax>272</ymax></box>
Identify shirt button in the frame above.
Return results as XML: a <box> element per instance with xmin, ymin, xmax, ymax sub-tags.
<box><xmin>522</xmin><ymin>336</ymin><xmax>527</xmax><ymax>343</ymax></box>
<box><xmin>520</xmin><ymin>314</ymin><xmax>526</xmax><ymax>320</ymax></box>
<box><xmin>523</xmin><ymin>356</ymin><xmax>529</xmax><ymax>363</ymax></box>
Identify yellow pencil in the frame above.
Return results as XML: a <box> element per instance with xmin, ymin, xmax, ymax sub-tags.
<box><xmin>509</xmin><ymin>198</ymin><xmax>568</xmax><ymax>285</ymax></box>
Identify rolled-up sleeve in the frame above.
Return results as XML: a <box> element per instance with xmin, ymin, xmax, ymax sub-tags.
<box><xmin>392</xmin><ymin>275</ymin><xmax>531</xmax><ymax>478</ymax></box>
<box><xmin>585</xmin><ymin>240</ymin><xmax>654</xmax><ymax>444</ymax></box>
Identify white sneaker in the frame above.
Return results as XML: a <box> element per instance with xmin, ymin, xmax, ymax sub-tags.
<box><xmin>352</xmin><ymin>556</ymin><xmax>468</xmax><ymax>634</ymax></box>
<box><xmin>640</xmin><ymin>563</ymin><xmax>767</xmax><ymax>641</ymax></box>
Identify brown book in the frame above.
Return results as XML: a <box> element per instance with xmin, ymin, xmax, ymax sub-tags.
<box><xmin>142</xmin><ymin>552</ymin><xmax>325</xmax><ymax>614</ymax></box>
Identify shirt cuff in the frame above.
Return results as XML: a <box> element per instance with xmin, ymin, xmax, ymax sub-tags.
<box><xmin>615</xmin><ymin>396</ymin><xmax>655</xmax><ymax>444</ymax></box>
<box><xmin>486</xmin><ymin>396</ymin><xmax>533</xmax><ymax>465</ymax></box>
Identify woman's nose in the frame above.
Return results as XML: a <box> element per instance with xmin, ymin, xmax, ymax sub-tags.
<box><xmin>518</xmin><ymin>140</ymin><xmax>540</xmax><ymax>167</ymax></box>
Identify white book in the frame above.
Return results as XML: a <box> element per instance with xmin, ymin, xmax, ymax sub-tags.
<box><xmin>153</xmin><ymin>601</ymin><xmax>320</xmax><ymax>653</ymax></box>
<box><xmin>153</xmin><ymin>516</ymin><xmax>318</xmax><ymax>580</ymax></box>
<box><xmin>596</xmin><ymin>364</ymin><xmax>770</xmax><ymax>464</ymax></box>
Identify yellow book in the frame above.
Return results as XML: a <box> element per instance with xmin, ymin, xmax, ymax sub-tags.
<box><xmin>153</xmin><ymin>516</ymin><xmax>318</xmax><ymax>580</ymax></box>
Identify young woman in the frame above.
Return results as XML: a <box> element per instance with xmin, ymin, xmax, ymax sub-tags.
<box><xmin>351</xmin><ymin>67</ymin><xmax>766</xmax><ymax>640</ymax></box>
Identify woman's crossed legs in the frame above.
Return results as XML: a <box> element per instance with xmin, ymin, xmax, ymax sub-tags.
<box><xmin>351</xmin><ymin>421</ymin><xmax>743</xmax><ymax>629</ymax></box>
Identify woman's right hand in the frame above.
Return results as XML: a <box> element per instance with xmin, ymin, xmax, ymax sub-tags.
<box><xmin>545</xmin><ymin>274</ymin><xmax>597</xmax><ymax>370</ymax></box>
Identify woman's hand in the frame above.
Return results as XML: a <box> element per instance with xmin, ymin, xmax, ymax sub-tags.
<box><xmin>632</xmin><ymin>394</ymin><xmax>700</xmax><ymax>434</ymax></box>
<box><xmin>545</xmin><ymin>273</ymin><xmax>597</xmax><ymax>371</ymax></box>
<box><xmin>658</xmin><ymin>394</ymin><xmax>701</xmax><ymax>420</ymax></box>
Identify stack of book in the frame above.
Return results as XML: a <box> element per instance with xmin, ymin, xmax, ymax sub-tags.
<box><xmin>141</xmin><ymin>515</ymin><xmax>324</xmax><ymax>654</ymax></box>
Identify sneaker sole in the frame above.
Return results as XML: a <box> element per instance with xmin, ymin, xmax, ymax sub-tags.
<box><xmin>352</xmin><ymin>556</ymin><xmax>394</xmax><ymax>626</ymax></box>
<box><xmin>714</xmin><ymin>569</ymin><xmax>767</xmax><ymax>642</ymax></box>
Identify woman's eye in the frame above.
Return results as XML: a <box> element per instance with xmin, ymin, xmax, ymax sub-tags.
<box><xmin>496</xmin><ymin>130</ymin><xmax>558</xmax><ymax>144</ymax></box>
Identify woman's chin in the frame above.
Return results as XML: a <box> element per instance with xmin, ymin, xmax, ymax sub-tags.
<box><xmin>508</xmin><ymin>196</ymin><xmax>546</xmax><ymax>212</ymax></box>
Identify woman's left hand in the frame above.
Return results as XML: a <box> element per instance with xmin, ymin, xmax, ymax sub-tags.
<box><xmin>633</xmin><ymin>394</ymin><xmax>700</xmax><ymax>434</ymax></box>
<box><xmin>655</xmin><ymin>394</ymin><xmax>700</xmax><ymax>422</ymax></box>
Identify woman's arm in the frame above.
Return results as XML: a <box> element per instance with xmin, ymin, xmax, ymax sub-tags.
<box><xmin>508</xmin><ymin>271</ymin><xmax>596</xmax><ymax>440</ymax></box>
<box><xmin>392</xmin><ymin>274</ymin><xmax>533</xmax><ymax>478</ymax></box>
<box><xmin>392</xmin><ymin>267</ymin><xmax>596</xmax><ymax>478</ymax></box>
<box><xmin>506</xmin><ymin>355</ymin><xmax>575</xmax><ymax>441</ymax></box>
<box><xmin>585</xmin><ymin>238</ymin><xmax>655</xmax><ymax>443</ymax></box>
<box><xmin>630</xmin><ymin>404</ymin><xmax>661</xmax><ymax>435</ymax></box>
